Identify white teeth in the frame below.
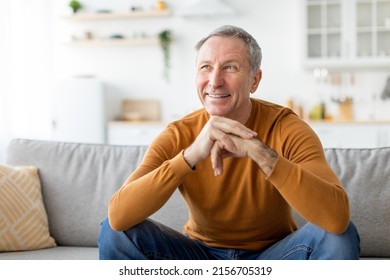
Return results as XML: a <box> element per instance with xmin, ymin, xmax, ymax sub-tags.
<box><xmin>208</xmin><ymin>94</ymin><xmax>230</xmax><ymax>98</ymax></box>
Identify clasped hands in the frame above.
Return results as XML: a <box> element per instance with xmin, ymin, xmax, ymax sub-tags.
<box><xmin>183</xmin><ymin>116</ymin><xmax>260</xmax><ymax>176</ymax></box>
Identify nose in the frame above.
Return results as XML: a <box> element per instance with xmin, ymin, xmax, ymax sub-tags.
<box><xmin>209</xmin><ymin>68</ymin><xmax>224</xmax><ymax>88</ymax></box>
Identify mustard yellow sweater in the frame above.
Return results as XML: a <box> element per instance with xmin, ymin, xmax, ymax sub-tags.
<box><xmin>109</xmin><ymin>98</ymin><xmax>350</xmax><ymax>251</ymax></box>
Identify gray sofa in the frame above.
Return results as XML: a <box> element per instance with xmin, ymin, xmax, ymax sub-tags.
<box><xmin>1</xmin><ymin>138</ymin><xmax>389</xmax><ymax>259</ymax></box>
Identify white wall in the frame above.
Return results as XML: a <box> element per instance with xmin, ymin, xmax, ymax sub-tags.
<box><xmin>51</xmin><ymin>0</ymin><xmax>389</xmax><ymax>123</ymax></box>
<box><xmin>53</xmin><ymin>0</ymin><xmax>310</xmax><ymax>122</ymax></box>
<box><xmin>1</xmin><ymin>0</ymin><xmax>388</xmax><ymax>161</ymax></box>
<box><xmin>0</xmin><ymin>0</ymin><xmax>54</xmax><ymax>162</ymax></box>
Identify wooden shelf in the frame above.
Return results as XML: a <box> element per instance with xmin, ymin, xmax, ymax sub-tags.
<box><xmin>67</xmin><ymin>37</ymin><xmax>159</xmax><ymax>47</ymax></box>
<box><xmin>62</xmin><ymin>9</ymin><xmax>171</xmax><ymax>21</ymax></box>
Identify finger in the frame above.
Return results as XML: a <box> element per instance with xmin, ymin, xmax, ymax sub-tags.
<box><xmin>210</xmin><ymin>116</ymin><xmax>257</xmax><ymax>139</ymax></box>
<box><xmin>211</xmin><ymin>142</ymin><xmax>224</xmax><ymax>176</ymax></box>
<box><xmin>211</xmin><ymin>129</ymin><xmax>238</xmax><ymax>154</ymax></box>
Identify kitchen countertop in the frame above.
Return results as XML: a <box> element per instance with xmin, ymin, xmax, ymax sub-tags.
<box><xmin>307</xmin><ymin>119</ymin><xmax>390</xmax><ymax>125</ymax></box>
<box><xmin>108</xmin><ymin>120</ymin><xmax>166</xmax><ymax>126</ymax></box>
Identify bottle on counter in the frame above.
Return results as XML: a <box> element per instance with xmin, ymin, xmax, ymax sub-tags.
<box><xmin>155</xmin><ymin>0</ymin><xmax>168</xmax><ymax>10</ymax></box>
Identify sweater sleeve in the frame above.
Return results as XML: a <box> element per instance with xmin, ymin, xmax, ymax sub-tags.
<box><xmin>266</xmin><ymin>116</ymin><xmax>350</xmax><ymax>234</ymax></box>
<box><xmin>108</xmin><ymin>127</ymin><xmax>193</xmax><ymax>231</ymax></box>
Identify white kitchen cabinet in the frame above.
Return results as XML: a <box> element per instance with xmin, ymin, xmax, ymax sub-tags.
<box><xmin>108</xmin><ymin>121</ymin><xmax>166</xmax><ymax>146</ymax></box>
<box><xmin>309</xmin><ymin>122</ymin><xmax>390</xmax><ymax>148</ymax></box>
<box><xmin>304</xmin><ymin>0</ymin><xmax>390</xmax><ymax>69</ymax></box>
<box><xmin>306</xmin><ymin>0</ymin><xmax>343</xmax><ymax>59</ymax></box>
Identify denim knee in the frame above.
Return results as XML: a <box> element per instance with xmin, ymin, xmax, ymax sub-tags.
<box><xmin>313</xmin><ymin>221</ymin><xmax>360</xmax><ymax>259</ymax></box>
<box><xmin>339</xmin><ymin>221</ymin><xmax>360</xmax><ymax>258</ymax></box>
<box><xmin>98</xmin><ymin>217</ymin><xmax>142</xmax><ymax>260</ymax></box>
<box><xmin>98</xmin><ymin>217</ymin><xmax>111</xmax><ymax>245</ymax></box>
<box><xmin>98</xmin><ymin>218</ymin><xmax>170</xmax><ymax>260</ymax></box>
<box><xmin>98</xmin><ymin>217</ymin><xmax>118</xmax><ymax>259</ymax></box>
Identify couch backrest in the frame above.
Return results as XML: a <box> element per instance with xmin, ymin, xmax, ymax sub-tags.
<box><xmin>324</xmin><ymin>148</ymin><xmax>390</xmax><ymax>257</ymax></box>
<box><xmin>6</xmin><ymin>139</ymin><xmax>390</xmax><ymax>257</ymax></box>
<box><xmin>5</xmin><ymin>139</ymin><xmax>188</xmax><ymax>247</ymax></box>
<box><xmin>294</xmin><ymin>147</ymin><xmax>390</xmax><ymax>257</ymax></box>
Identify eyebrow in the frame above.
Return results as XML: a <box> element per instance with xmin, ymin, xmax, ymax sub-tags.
<box><xmin>197</xmin><ymin>58</ymin><xmax>242</xmax><ymax>66</ymax></box>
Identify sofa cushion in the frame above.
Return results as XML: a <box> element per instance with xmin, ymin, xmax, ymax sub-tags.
<box><xmin>324</xmin><ymin>148</ymin><xmax>390</xmax><ymax>257</ymax></box>
<box><xmin>0</xmin><ymin>163</ymin><xmax>56</xmax><ymax>251</ymax></box>
<box><xmin>0</xmin><ymin>246</ymin><xmax>97</xmax><ymax>260</ymax></box>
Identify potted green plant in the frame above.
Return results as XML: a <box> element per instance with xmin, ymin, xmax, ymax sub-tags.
<box><xmin>69</xmin><ymin>0</ymin><xmax>82</xmax><ymax>14</ymax></box>
<box><xmin>158</xmin><ymin>29</ymin><xmax>172</xmax><ymax>81</ymax></box>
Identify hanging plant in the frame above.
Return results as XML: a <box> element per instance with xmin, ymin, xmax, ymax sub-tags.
<box><xmin>68</xmin><ymin>0</ymin><xmax>82</xmax><ymax>14</ymax></box>
<box><xmin>158</xmin><ymin>29</ymin><xmax>172</xmax><ymax>82</ymax></box>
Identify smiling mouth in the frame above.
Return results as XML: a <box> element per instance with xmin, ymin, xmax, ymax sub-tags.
<box><xmin>207</xmin><ymin>93</ymin><xmax>231</xmax><ymax>98</ymax></box>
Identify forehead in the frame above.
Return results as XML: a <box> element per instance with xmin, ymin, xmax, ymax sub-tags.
<box><xmin>197</xmin><ymin>36</ymin><xmax>248</xmax><ymax>63</ymax></box>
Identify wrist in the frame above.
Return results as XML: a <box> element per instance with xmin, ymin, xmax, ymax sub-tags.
<box><xmin>250</xmin><ymin>139</ymin><xmax>279</xmax><ymax>177</ymax></box>
<box><xmin>183</xmin><ymin>147</ymin><xmax>197</xmax><ymax>169</ymax></box>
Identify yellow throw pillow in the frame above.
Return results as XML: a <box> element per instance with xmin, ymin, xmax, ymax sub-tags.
<box><xmin>0</xmin><ymin>164</ymin><xmax>56</xmax><ymax>251</ymax></box>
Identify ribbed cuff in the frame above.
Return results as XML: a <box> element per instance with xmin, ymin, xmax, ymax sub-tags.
<box><xmin>169</xmin><ymin>150</ymin><xmax>195</xmax><ymax>179</ymax></box>
<box><xmin>266</xmin><ymin>156</ymin><xmax>295</xmax><ymax>190</ymax></box>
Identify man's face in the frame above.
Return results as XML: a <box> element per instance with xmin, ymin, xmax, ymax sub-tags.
<box><xmin>196</xmin><ymin>36</ymin><xmax>261</xmax><ymax>123</ymax></box>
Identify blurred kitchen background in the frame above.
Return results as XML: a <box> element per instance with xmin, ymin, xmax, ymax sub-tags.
<box><xmin>1</xmin><ymin>0</ymin><xmax>390</xmax><ymax>162</ymax></box>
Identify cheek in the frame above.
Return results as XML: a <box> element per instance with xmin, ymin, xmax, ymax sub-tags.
<box><xmin>227</xmin><ymin>79</ymin><xmax>242</xmax><ymax>93</ymax></box>
<box><xmin>236</xmin><ymin>78</ymin><xmax>253</xmax><ymax>93</ymax></box>
<box><xmin>196</xmin><ymin>74</ymin><xmax>209</xmax><ymax>93</ymax></box>
<box><xmin>196</xmin><ymin>73</ymin><xmax>207</xmax><ymax>84</ymax></box>
<box><xmin>196</xmin><ymin>75</ymin><xmax>205</xmax><ymax>101</ymax></box>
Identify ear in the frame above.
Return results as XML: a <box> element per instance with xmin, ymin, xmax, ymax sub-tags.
<box><xmin>250</xmin><ymin>70</ymin><xmax>262</xmax><ymax>93</ymax></box>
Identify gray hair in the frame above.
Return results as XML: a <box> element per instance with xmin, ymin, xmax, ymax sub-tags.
<box><xmin>195</xmin><ymin>25</ymin><xmax>262</xmax><ymax>75</ymax></box>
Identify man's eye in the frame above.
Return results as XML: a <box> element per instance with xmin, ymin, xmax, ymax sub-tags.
<box><xmin>224</xmin><ymin>65</ymin><xmax>238</xmax><ymax>71</ymax></box>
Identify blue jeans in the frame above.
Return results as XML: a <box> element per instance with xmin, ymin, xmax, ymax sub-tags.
<box><xmin>98</xmin><ymin>218</ymin><xmax>360</xmax><ymax>260</ymax></box>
